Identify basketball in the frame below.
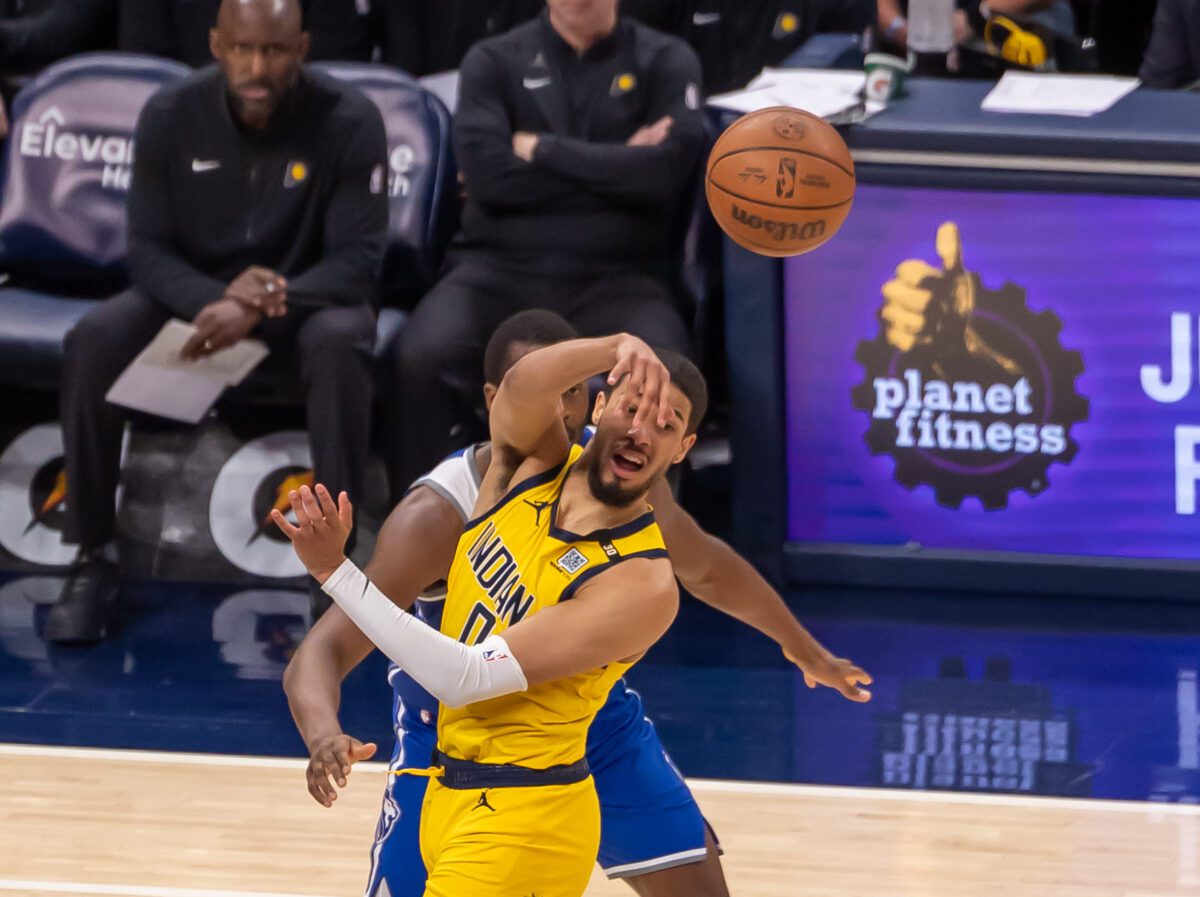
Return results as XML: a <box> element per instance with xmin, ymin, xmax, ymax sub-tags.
<box><xmin>705</xmin><ymin>106</ymin><xmax>856</xmax><ymax>257</ymax></box>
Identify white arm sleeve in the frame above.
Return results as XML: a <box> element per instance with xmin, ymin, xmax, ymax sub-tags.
<box><xmin>321</xmin><ymin>558</ymin><xmax>528</xmax><ymax>708</ymax></box>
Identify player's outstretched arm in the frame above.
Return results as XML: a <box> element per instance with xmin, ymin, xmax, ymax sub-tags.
<box><xmin>649</xmin><ymin>480</ymin><xmax>873</xmax><ymax>703</ymax></box>
<box><xmin>281</xmin><ymin>485</ymin><xmax>466</xmax><ymax>806</ymax></box>
<box><xmin>277</xmin><ymin>487</ymin><xmax>679</xmax><ymax>708</ymax></box>
<box><xmin>500</xmin><ymin>558</ymin><xmax>679</xmax><ymax>685</ymax></box>
<box><xmin>278</xmin><ymin>485</ymin><xmax>530</xmax><ymax>708</ymax></box>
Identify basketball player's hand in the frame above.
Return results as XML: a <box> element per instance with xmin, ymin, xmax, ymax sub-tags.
<box><xmin>626</xmin><ymin>116</ymin><xmax>673</xmax><ymax>147</ymax></box>
<box><xmin>180</xmin><ymin>299</ymin><xmax>261</xmax><ymax>359</ymax></box>
<box><xmin>305</xmin><ymin>733</ymin><xmax>377</xmax><ymax>807</ymax></box>
<box><xmin>271</xmin><ymin>484</ymin><xmax>353</xmax><ymax>584</ymax></box>
<box><xmin>608</xmin><ymin>334</ymin><xmax>673</xmax><ymax>431</ymax></box>
<box><xmin>785</xmin><ymin>648</ymin><xmax>873</xmax><ymax>703</ymax></box>
<box><xmin>512</xmin><ymin>131</ymin><xmax>539</xmax><ymax>162</ymax></box>
<box><xmin>226</xmin><ymin>265</ymin><xmax>288</xmax><ymax>318</ymax></box>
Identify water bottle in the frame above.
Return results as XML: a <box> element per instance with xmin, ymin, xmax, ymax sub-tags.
<box><xmin>907</xmin><ymin>0</ymin><xmax>956</xmax><ymax>75</ymax></box>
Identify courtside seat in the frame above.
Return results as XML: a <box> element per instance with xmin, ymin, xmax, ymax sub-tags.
<box><xmin>0</xmin><ymin>53</ymin><xmax>190</xmax><ymax>292</ymax></box>
<box><xmin>0</xmin><ymin>53</ymin><xmax>189</xmax><ymax>390</ymax></box>
<box><xmin>315</xmin><ymin>62</ymin><xmax>457</xmax><ymax>310</ymax></box>
<box><xmin>0</xmin><ymin>57</ymin><xmax>446</xmax><ymax>403</ymax></box>
<box><xmin>0</xmin><ymin>288</ymin><xmax>96</xmax><ymax>392</ymax></box>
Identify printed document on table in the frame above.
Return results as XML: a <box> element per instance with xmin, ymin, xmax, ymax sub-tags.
<box><xmin>105</xmin><ymin>320</ymin><xmax>269</xmax><ymax>424</ymax></box>
<box><xmin>981</xmin><ymin>72</ymin><xmax>1139</xmax><ymax>117</ymax></box>
<box><xmin>708</xmin><ymin>69</ymin><xmax>865</xmax><ymax>119</ymax></box>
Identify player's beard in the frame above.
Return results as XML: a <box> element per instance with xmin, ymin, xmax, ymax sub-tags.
<box><xmin>586</xmin><ymin>458</ymin><xmax>647</xmax><ymax>509</ymax></box>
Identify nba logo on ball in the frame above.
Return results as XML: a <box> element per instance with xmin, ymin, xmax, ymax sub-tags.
<box><xmin>705</xmin><ymin>106</ymin><xmax>855</xmax><ymax>257</ymax></box>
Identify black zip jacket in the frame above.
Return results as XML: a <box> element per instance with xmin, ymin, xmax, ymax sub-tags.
<box><xmin>452</xmin><ymin>13</ymin><xmax>704</xmax><ymax>277</ymax></box>
<box><xmin>126</xmin><ymin>65</ymin><xmax>388</xmax><ymax>319</ymax></box>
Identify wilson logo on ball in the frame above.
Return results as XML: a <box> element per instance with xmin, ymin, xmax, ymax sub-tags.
<box><xmin>730</xmin><ymin>205</ymin><xmax>825</xmax><ymax>241</ymax></box>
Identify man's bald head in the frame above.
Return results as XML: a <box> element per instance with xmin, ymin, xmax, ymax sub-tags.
<box><xmin>210</xmin><ymin>0</ymin><xmax>309</xmax><ymax>131</ymax></box>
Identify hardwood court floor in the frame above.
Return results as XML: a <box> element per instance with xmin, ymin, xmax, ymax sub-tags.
<box><xmin>1</xmin><ymin>744</ymin><xmax>1197</xmax><ymax>897</ymax></box>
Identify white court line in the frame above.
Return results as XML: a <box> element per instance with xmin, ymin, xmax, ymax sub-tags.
<box><xmin>685</xmin><ymin>778</ymin><xmax>1200</xmax><ymax>815</ymax></box>
<box><xmin>3</xmin><ymin>742</ymin><xmax>1200</xmax><ymax>816</ymax></box>
<box><xmin>0</xmin><ymin>743</ymin><xmax>336</xmax><ymax>771</ymax></box>
<box><xmin>0</xmin><ymin>880</ymin><xmax>337</xmax><ymax>897</ymax></box>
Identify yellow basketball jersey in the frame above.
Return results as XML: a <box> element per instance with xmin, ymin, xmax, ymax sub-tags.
<box><xmin>437</xmin><ymin>444</ymin><xmax>669</xmax><ymax>769</ymax></box>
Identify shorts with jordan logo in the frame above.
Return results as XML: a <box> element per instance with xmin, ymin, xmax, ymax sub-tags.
<box><xmin>419</xmin><ymin>760</ymin><xmax>600</xmax><ymax>897</ymax></box>
<box><xmin>364</xmin><ymin>676</ymin><xmax>713</xmax><ymax>896</ymax></box>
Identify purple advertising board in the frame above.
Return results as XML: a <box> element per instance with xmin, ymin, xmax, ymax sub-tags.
<box><xmin>785</xmin><ymin>184</ymin><xmax>1200</xmax><ymax>560</ymax></box>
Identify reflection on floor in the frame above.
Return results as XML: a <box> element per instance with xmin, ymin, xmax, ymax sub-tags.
<box><xmin>3</xmin><ymin>572</ymin><xmax>1200</xmax><ymax>803</ymax></box>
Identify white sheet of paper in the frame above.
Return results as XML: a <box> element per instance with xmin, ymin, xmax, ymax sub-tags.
<box><xmin>708</xmin><ymin>69</ymin><xmax>865</xmax><ymax>119</ymax></box>
<box><xmin>981</xmin><ymin>71</ymin><xmax>1140</xmax><ymax>117</ymax></box>
<box><xmin>105</xmin><ymin>320</ymin><xmax>269</xmax><ymax>424</ymax></box>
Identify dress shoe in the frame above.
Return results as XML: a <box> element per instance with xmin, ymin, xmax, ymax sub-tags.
<box><xmin>44</xmin><ymin>553</ymin><xmax>119</xmax><ymax>644</ymax></box>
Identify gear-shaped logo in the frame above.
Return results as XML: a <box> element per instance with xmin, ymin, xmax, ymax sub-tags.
<box><xmin>852</xmin><ymin>225</ymin><xmax>1088</xmax><ymax>510</ymax></box>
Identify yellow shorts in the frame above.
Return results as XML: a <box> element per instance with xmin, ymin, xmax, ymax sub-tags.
<box><xmin>418</xmin><ymin>775</ymin><xmax>601</xmax><ymax>897</ymax></box>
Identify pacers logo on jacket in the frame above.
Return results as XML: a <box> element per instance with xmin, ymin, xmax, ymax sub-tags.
<box><xmin>283</xmin><ymin>160</ymin><xmax>309</xmax><ymax>188</ymax></box>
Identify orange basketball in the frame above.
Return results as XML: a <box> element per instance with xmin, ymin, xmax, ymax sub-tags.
<box><xmin>705</xmin><ymin>106</ymin><xmax>856</xmax><ymax>257</ymax></box>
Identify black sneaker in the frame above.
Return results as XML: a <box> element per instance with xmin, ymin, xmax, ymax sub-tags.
<box><xmin>44</xmin><ymin>554</ymin><xmax>120</xmax><ymax>644</ymax></box>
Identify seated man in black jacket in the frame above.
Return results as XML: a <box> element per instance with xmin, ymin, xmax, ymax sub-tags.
<box><xmin>1139</xmin><ymin>0</ymin><xmax>1200</xmax><ymax>89</ymax></box>
<box><xmin>389</xmin><ymin>0</ymin><xmax>704</xmax><ymax>494</ymax></box>
<box><xmin>48</xmin><ymin>0</ymin><xmax>388</xmax><ymax>643</ymax></box>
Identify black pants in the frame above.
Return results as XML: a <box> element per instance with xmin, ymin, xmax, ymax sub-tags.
<box><xmin>386</xmin><ymin>259</ymin><xmax>691</xmax><ymax>497</ymax></box>
<box><xmin>60</xmin><ymin>288</ymin><xmax>375</xmax><ymax>550</ymax></box>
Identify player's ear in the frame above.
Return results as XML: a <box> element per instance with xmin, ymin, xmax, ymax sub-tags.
<box><xmin>483</xmin><ymin>382</ymin><xmax>499</xmax><ymax>412</ymax></box>
<box><xmin>591</xmin><ymin>391</ymin><xmax>608</xmax><ymax>425</ymax></box>
<box><xmin>671</xmin><ymin>433</ymin><xmax>697</xmax><ymax>465</ymax></box>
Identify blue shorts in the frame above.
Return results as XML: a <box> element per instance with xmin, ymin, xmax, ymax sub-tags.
<box><xmin>363</xmin><ymin>674</ymin><xmax>713</xmax><ymax>897</ymax></box>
